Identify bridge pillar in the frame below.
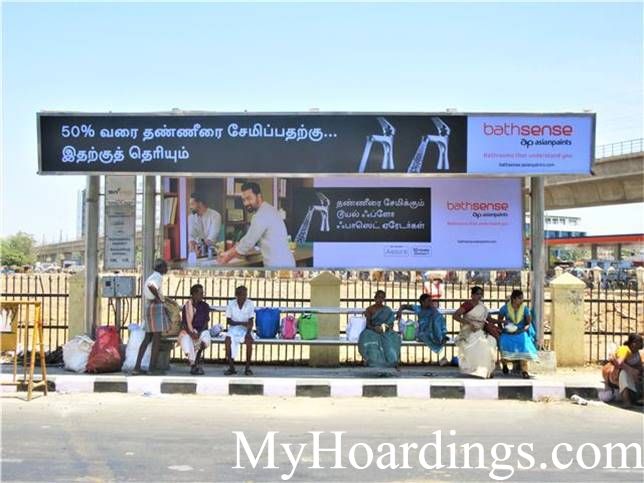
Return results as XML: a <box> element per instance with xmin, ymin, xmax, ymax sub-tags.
<box><xmin>636</xmin><ymin>267</ymin><xmax>644</xmax><ymax>291</ymax></box>
<box><xmin>591</xmin><ymin>266</ymin><xmax>603</xmax><ymax>287</ymax></box>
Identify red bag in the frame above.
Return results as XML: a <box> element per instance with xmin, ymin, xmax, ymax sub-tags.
<box><xmin>86</xmin><ymin>326</ymin><xmax>122</xmax><ymax>373</ymax></box>
<box><xmin>484</xmin><ymin>321</ymin><xmax>501</xmax><ymax>340</ymax></box>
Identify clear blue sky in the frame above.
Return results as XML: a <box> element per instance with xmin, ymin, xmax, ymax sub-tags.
<box><xmin>2</xmin><ymin>1</ymin><xmax>643</xmax><ymax>242</ymax></box>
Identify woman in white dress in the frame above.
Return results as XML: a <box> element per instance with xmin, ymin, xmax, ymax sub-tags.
<box><xmin>452</xmin><ymin>286</ymin><xmax>500</xmax><ymax>379</ymax></box>
<box><xmin>224</xmin><ymin>286</ymin><xmax>255</xmax><ymax>376</ymax></box>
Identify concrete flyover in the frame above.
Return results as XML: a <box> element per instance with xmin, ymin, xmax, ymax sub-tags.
<box><xmin>545</xmin><ymin>138</ymin><xmax>643</xmax><ymax>209</ymax></box>
<box><xmin>36</xmin><ymin>232</ymin><xmax>144</xmax><ymax>264</ymax></box>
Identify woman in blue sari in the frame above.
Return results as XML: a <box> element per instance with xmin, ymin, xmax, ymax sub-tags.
<box><xmin>497</xmin><ymin>289</ymin><xmax>538</xmax><ymax>379</ymax></box>
<box><xmin>397</xmin><ymin>294</ymin><xmax>448</xmax><ymax>354</ymax></box>
<box><xmin>358</xmin><ymin>290</ymin><xmax>401</xmax><ymax>369</ymax></box>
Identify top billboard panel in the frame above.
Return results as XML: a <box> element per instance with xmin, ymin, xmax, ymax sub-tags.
<box><xmin>38</xmin><ymin>112</ymin><xmax>594</xmax><ymax>176</ymax></box>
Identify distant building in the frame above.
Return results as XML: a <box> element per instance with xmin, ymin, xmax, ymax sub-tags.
<box><xmin>544</xmin><ymin>214</ymin><xmax>587</xmax><ymax>239</ymax></box>
<box><xmin>526</xmin><ymin>214</ymin><xmax>587</xmax><ymax>239</ymax></box>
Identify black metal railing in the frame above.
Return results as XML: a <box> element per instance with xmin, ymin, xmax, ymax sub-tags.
<box><xmin>2</xmin><ymin>272</ymin><xmax>640</xmax><ymax>364</ymax></box>
<box><xmin>584</xmin><ymin>284</ymin><xmax>643</xmax><ymax>363</ymax></box>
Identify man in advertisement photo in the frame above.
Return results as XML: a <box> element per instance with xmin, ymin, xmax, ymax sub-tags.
<box><xmin>217</xmin><ymin>182</ymin><xmax>295</xmax><ymax>268</ymax></box>
<box><xmin>188</xmin><ymin>192</ymin><xmax>222</xmax><ymax>257</ymax></box>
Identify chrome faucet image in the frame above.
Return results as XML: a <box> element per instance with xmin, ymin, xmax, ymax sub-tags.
<box><xmin>407</xmin><ymin>117</ymin><xmax>451</xmax><ymax>173</ymax></box>
<box><xmin>357</xmin><ymin>117</ymin><xmax>396</xmax><ymax>173</ymax></box>
<box><xmin>294</xmin><ymin>192</ymin><xmax>331</xmax><ymax>243</ymax></box>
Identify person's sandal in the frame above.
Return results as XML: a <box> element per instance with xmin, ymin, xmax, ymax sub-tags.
<box><xmin>196</xmin><ymin>366</ymin><xmax>205</xmax><ymax>375</ymax></box>
<box><xmin>130</xmin><ymin>369</ymin><xmax>147</xmax><ymax>376</ymax></box>
<box><xmin>224</xmin><ymin>367</ymin><xmax>237</xmax><ymax>376</ymax></box>
<box><xmin>190</xmin><ymin>365</ymin><xmax>199</xmax><ymax>375</ymax></box>
<box><xmin>521</xmin><ymin>371</ymin><xmax>530</xmax><ymax>379</ymax></box>
<box><xmin>244</xmin><ymin>368</ymin><xmax>253</xmax><ymax>376</ymax></box>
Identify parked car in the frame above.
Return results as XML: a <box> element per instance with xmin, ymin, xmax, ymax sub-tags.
<box><xmin>35</xmin><ymin>262</ymin><xmax>60</xmax><ymax>273</ymax></box>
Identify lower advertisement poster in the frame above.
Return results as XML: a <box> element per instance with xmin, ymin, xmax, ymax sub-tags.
<box><xmin>163</xmin><ymin>176</ymin><xmax>523</xmax><ymax>270</ymax></box>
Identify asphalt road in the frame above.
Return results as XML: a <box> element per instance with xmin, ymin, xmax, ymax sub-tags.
<box><xmin>1</xmin><ymin>393</ymin><xmax>642</xmax><ymax>482</ymax></box>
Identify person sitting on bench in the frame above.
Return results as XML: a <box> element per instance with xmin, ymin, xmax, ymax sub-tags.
<box><xmin>396</xmin><ymin>293</ymin><xmax>448</xmax><ymax>355</ymax></box>
<box><xmin>178</xmin><ymin>283</ymin><xmax>211</xmax><ymax>375</ymax></box>
<box><xmin>224</xmin><ymin>285</ymin><xmax>255</xmax><ymax>376</ymax></box>
<box><xmin>358</xmin><ymin>290</ymin><xmax>401</xmax><ymax>369</ymax></box>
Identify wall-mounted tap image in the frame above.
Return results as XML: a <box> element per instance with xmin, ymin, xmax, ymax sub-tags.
<box><xmin>294</xmin><ymin>192</ymin><xmax>330</xmax><ymax>243</ymax></box>
<box><xmin>407</xmin><ymin>117</ymin><xmax>451</xmax><ymax>172</ymax></box>
<box><xmin>357</xmin><ymin>117</ymin><xmax>396</xmax><ymax>173</ymax></box>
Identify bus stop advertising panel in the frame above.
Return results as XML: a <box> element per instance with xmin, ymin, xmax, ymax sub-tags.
<box><xmin>38</xmin><ymin>112</ymin><xmax>595</xmax><ymax>270</ymax></box>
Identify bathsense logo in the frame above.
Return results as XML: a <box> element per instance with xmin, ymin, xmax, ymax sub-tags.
<box><xmin>447</xmin><ymin>201</ymin><xmax>509</xmax><ymax>211</ymax></box>
<box><xmin>447</xmin><ymin>200</ymin><xmax>509</xmax><ymax>220</ymax></box>
<box><xmin>483</xmin><ymin>122</ymin><xmax>574</xmax><ymax>137</ymax></box>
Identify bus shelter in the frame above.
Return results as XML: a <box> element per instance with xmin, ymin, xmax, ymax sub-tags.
<box><xmin>37</xmin><ymin>111</ymin><xmax>596</xmax><ymax>348</ymax></box>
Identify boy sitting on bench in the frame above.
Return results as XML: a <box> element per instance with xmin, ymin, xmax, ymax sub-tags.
<box><xmin>178</xmin><ymin>284</ymin><xmax>211</xmax><ymax>375</ymax></box>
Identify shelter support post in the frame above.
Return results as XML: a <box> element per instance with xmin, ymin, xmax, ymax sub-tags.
<box><xmin>142</xmin><ymin>176</ymin><xmax>156</xmax><ymax>279</ymax></box>
<box><xmin>84</xmin><ymin>176</ymin><xmax>100</xmax><ymax>336</ymax></box>
<box><xmin>530</xmin><ymin>176</ymin><xmax>546</xmax><ymax>348</ymax></box>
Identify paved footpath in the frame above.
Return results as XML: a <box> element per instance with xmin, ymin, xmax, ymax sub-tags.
<box><xmin>1</xmin><ymin>393</ymin><xmax>642</xmax><ymax>482</ymax></box>
<box><xmin>2</xmin><ymin>364</ymin><xmax>608</xmax><ymax>401</ymax></box>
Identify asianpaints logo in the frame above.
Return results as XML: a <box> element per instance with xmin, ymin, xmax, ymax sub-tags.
<box><xmin>447</xmin><ymin>200</ymin><xmax>509</xmax><ymax>219</ymax></box>
<box><xmin>483</xmin><ymin>122</ymin><xmax>574</xmax><ymax>137</ymax></box>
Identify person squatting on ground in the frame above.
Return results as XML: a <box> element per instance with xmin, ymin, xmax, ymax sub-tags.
<box><xmin>602</xmin><ymin>333</ymin><xmax>643</xmax><ymax>408</ymax></box>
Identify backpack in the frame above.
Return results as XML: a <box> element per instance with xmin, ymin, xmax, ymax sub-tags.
<box><xmin>255</xmin><ymin>308</ymin><xmax>280</xmax><ymax>339</ymax></box>
<box><xmin>280</xmin><ymin>315</ymin><xmax>298</xmax><ymax>339</ymax></box>
<box><xmin>161</xmin><ymin>298</ymin><xmax>182</xmax><ymax>337</ymax></box>
<box><xmin>298</xmin><ymin>313</ymin><xmax>319</xmax><ymax>340</ymax></box>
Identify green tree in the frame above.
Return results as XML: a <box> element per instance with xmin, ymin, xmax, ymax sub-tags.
<box><xmin>0</xmin><ymin>232</ymin><xmax>37</xmax><ymax>267</ymax></box>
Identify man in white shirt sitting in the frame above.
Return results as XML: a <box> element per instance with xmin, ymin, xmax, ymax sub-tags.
<box><xmin>217</xmin><ymin>182</ymin><xmax>295</xmax><ymax>268</ymax></box>
<box><xmin>188</xmin><ymin>192</ymin><xmax>222</xmax><ymax>256</ymax></box>
<box><xmin>224</xmin><ymin>285</ymin><xmax>255</xmax><ymax>376</ymax></box>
